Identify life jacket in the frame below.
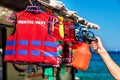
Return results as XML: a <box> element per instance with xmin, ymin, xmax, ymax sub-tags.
<box><xmin>61</xmin><ymin>21</ymin><xmax>75</xmax><ymax>66</ymax></box>
<box><xmin>5</xmin><ymin>11</ymin><xmax>62</xmax><ymax>65</ymax></box>
<box><xmin>71</xmin><ymin>23</ymin><xmax>82</xmax><ymax>59</ymax></box>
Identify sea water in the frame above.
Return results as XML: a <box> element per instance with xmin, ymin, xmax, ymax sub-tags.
<box><xmin>75</xmin><ymin>51</ymin><xmax>120</xmax><ymax>80</ymax></box>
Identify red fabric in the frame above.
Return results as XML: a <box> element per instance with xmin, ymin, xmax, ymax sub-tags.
<box><xmin>44</xmin><ymin>35</ymin><xmax>58</xmax><ymax>65</ymax></box>
<box><xmin>61</xmin><ymin>21</ymin><xmax>75</xmax><ymax>65</ymax></box>
<box><xmin>5</xmin><ymin>11</ymin><xmax>60</xmax><ymax>65</ymax></box>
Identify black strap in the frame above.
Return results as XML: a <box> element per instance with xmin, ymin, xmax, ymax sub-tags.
<box><xmin>48</xmin><ymin>17</ymin><xmax>52</xmax><ymax>37</ymax></box>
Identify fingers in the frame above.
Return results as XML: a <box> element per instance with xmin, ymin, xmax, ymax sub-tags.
<box><xmin>91</xmin><ymin>41</ymin><xmax>98</xmax><ymax>50</ymax></box>
<box><xmin>91</xmin><ymin>36</ymin><xmax>106</xmax><ymax>54</ymax></box>
<box><xmin>91</xmin><ymin>36</ymin><xmax>104</xmax><ymax>50</ymax></box>
<box><xmin>95</xmin><ymin>36</ymin><xmax>104</xmax><ymax>48</ymax></box>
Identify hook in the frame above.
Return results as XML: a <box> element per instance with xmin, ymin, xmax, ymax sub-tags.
<box><xmin>6</xmin><ymin>14</ymin><xmax>16</xmax><ymax>23</ymax></box>
<box><xmin>29</xmin><ymin>0</ymin><xmax>33</xmax><ymax>6</ymax></box>
<box><xmin>26</xmin><ymin>0</ymin><xmax>42</xmax><ymax>13</ymax></box>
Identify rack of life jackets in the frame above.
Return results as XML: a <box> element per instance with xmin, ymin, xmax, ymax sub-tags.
<box><xmin>4</xmin><ymin>0</ymin><xmax>100</xmax><ymax>80</ymax></box>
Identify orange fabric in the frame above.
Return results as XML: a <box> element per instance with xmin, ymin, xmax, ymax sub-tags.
<box><xmin>72</xmin><ymin>42</ymin><xmax>91</xmax><ymax>70</ymax></box>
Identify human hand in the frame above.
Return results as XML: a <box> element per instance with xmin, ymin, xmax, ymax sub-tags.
<box><xmin>91</xmin><ymin>37</ymin><xmax>106</xmax><ymax>54</ymax></box>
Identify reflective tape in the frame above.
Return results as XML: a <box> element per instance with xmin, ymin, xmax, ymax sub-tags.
<box><xmin>31</xmin><ymin>50</ymin><xmax>40</xmax><ymax>56</ymax></box>
<box><xmin>18</xmin><ymin>50</ymin><xmax>28</xmax><ymax>55</ymax></box>
<box><xmin>5</xmin><ymin>50</ymin><xmax>15</xmax><ymax>55</ymax></box>
<box><xmin>6</xmin><ymin>40</ymin><xmax>16</xmax><ymax>46</ymax></box>
<box><xmin>32</xmin><ymin>40</ymin><xmax>41</xmax><ymax>46</ymax></box>
<box><xmin>44</xmin><ymin>52</ymin><xmax>58</xmax><ymax>57</ymax></box>
<box><xmin>19</xmin><ymin>40</ymin><xmax>28</xmax><ymax>45</ymax></box>
<box><xmin>44</xmin><ymin>41</ymin><xmax>57</xmax><ymax>48</ymax></box>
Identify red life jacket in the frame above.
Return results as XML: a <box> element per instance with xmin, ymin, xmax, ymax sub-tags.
<box><xmin>61</xmin><ymin>21</ymin><xmax>75</xmax><ymax>66</ymax></box>
<box><xmin>5</xmin><ymin>11</ymin><xmax>61</xmax><ymax>65</ymax></box>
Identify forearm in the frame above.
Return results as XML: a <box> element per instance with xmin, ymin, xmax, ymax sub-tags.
<box><xmin>91</xmin><ymin>37</ymin><xmax>120</xmax><ymax>79</ymax></box>
<box><xmin>99</xmin><ymin>51</ymin><xmax>120</xmax><ymax>80</ymax></box>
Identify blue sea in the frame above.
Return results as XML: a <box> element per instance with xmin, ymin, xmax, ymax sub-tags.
<box><xmin>75</xmin><ymin>51</ymin><xmax>120</xmax><ymax>80</ymax></box>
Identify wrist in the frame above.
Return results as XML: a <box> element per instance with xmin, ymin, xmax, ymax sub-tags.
<box><xmin>99</xmin><ymin>50</ymin><xmax>109</xmax><ymax>57</ymax></box>
<box><xmin>98</xmin><ymin>46</ymin><xmax>107</xmax><ymax>54</ymax></box>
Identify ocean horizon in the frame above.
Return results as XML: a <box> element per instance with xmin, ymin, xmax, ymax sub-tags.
<box><xmin>75</xmin><ymin>51</ymin><xmax>120</xmax><ymax>80</ymax></box>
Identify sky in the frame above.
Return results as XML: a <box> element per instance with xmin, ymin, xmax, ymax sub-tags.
<box><xmin>60</xmin><ymin>0</ymin><xmax>120</xmax><ymax>51</ymax></box>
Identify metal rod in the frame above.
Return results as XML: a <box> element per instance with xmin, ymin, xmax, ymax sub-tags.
<box><xmin>1</xmin><ymin>26</ymin><xmax>7</xmax><ymax>80</ymax></box>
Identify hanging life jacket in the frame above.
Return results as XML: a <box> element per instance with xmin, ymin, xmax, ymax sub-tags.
<box><xmin>61</xmin><ymin>21</ymin><xmax>75</xmax><ymax>66</ymax></box>
<box><xmin>4</xmin><ymin>11</ymin><xmax>62</xmax><ymax>65</ymax></box>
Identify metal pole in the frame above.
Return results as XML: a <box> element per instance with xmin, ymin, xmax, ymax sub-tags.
<box><xmin>2</xmin><ymin>27</ymin><xmax>7</xmax><ymax>80</ymax></box>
